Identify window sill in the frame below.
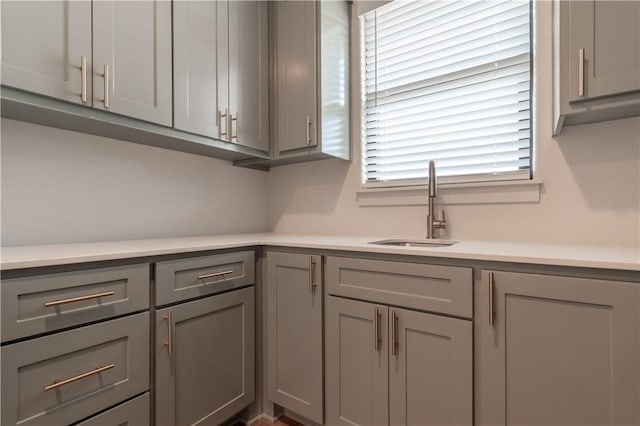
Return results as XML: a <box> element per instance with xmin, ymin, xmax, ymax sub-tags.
<box><xmin>357</xmin><ymin>179</ymin><xmax>542</xmax><ymax>207</ymax></box>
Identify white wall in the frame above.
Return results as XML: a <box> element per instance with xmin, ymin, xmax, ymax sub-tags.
<box><xmin>267</xmin><ymin>1</ymin><xmax>640</xmax><ymax>248</ymax></box>
<box><xmin>1</xmin><ymin>119</ymin><xmax>269</xmax><ymax>246</ymax></box>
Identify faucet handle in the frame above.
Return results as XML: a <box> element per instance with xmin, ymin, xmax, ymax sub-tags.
<box><xmin>436</xmin><ymin>209</ymin><xmax>447</xmax><ymax>229</ymax></box>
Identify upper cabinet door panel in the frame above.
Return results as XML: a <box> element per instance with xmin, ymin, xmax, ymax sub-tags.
<box><xmin>229</xmin><ymin>1</ymin><xmax>269</xmax><ymax>152</ymax></box>
<box><xmin>92</xmin><ymin>1</ymin><xmax>172</xmax><ymax>126</ymax></box>
<box><xmin>173</xmin><ymin>0</ymin><xmax>222</xmax><ymax>139</ymax></box>
<box><xmin>569</xmin><ymin>0</ymin><xmax>640</xmax><ymax>101</ymax></box>
<box><xmin>275</xmin><ymin>0</ymin><xmax>318</xmax><ymax>152</ymax></box>
<box><xmin>1</xmin><ymin>1</ymin><xmax>92</xmax><ymax>105</ymax></box>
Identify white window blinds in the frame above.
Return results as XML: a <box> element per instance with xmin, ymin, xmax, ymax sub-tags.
<box><xmin>362</xmin><ymin>0</ymin><xmax>532</xmax><ymax>186</ymax></box>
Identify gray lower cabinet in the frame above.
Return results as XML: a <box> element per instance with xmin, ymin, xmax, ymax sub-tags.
<box><xmin>1</xmin><ymin>312</ymin><xmax>150</xmax><ymax>426</ymax></box>
<box><xmin>475</xmin><ymin>270</ymin><xmax>640</xmax><ymax>426</ymax></box>
<box><xmin>326</xmin><ymin>296</ymin><xmax>472</xmax><ymax>426</ymax></box>
<box><xmin>0</xmin><ymin>0</ymin><xmax>92</xmax><ymax>105</ymax></box>
<box><xmin>76</xmin><ymin>393</ymin><xmax>150</xmax><ymax>426</ymax></box>
<box><xmin>155</xmin><ymin>286</ymin><xmax>256</xmax><ymax>426</ymax></box>
<box><xmin>554</xmin><ymin>0</ymin><xmax>640</xmax><ymax>133</ymax></box>
<box><xmin>266</xmin><ymin>251</ymin><xmax>323</xmax><ymax>424</ymax></box>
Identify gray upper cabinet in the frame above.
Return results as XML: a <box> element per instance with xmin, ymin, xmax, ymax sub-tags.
<box><xmin>92</xmin><ymin>0</ymin><xmax>172</xmax><ymax>126</ymax></box>
<box><xmin>155</xmin><ymin>286</ymin><xmax>255</xmax><ymax>426</ymax></box>
<box><xmin>1</xmin><ymin>1</ymin><xmax>92</xmax><ymax>105</ymax></box>
<box><xmin>174</xmin><ymin>0</ymin><xmax>269</xmax><ymax>152</ymax></box>
<box><xmin>228</xmin><ymin>1</ymin><xmax>270</xmax><ymax>152</ymax></box>
<box><xmin>173</xmin><ymin>1</ymin><xmax>224</xmax><ymax>139</ymax></box>
<box><xmin>554</xmin><ymin>0</ymin><xmax>640</xmax><ymax>134</ymax></box>
<box><xmin>266</xmin><ymin>251</ymin><xmax>323</xmax><ymax>424</ymax></box>
<box><xmin>475</xmin><ymin>270</ymin><xmax>640</xmax><ymax>426</ymax></box>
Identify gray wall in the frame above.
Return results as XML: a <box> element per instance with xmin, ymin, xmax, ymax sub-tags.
<box><xmin>266</xmin><ymin>1</ymin><xmax>640</xmax><ymax>247</ymax></box>
<box><xmin>1</xmin><ymin>118</ymin><xmax>269</xmax><ymax>246</ymax></box>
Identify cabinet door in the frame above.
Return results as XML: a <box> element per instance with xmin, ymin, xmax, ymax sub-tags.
<box><xmin>173</xmin><ymin>1</ymin><xmax>225</xmax><ymax>139</ymax></box>
<box><xmin>1</xmin><ymin>1</ymin><xmax>92</xmax><ymax>105</ymax></box>
<box><xmin>274</xmin><ymin>0</ymin><xmax>318</xmax><ymax>152</ymax></box>
<box><xmin>155</xmin><ymin>287</ymin><xmax>255</xmax><ymax>426</ymax></box>
<box><xmin>325</xmin><ymin>297</ymin><xmax>388</xmax><ymax>426</ymax></box>
<box><xmin>476</xmin><ymin>271</ymin><xmax>640</xmax><ymax>426</ymax></box>
<box><xmin>389</xmin><ymin>308</ymin><xmax>472</xmax><ymax>426</ymax></box>
<box><xmin>228</xmin><ymin>1</ymin><xmax>269</xmax><ymax>152</ymax></box>
<box><xmin>266</xmin><ymin>252</ymin><xmax>323</xmax><ymax>423</ymax></box>
<box><xmin>568</xmin><ymin>1</ymin><xmax>640</xmax><ymax>101</ymax></box>
<box><xmin>92</xmin><ymin>0</ymin><xmax>172</xmax><ymax>126</ymax></box>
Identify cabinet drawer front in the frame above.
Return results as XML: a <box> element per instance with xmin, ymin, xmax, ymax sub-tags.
<box><xmin>155</xmin><ymin>250</ymin><xmax>255</xmax><ymax>306</ymax></box>
<box><xmin>326</xmin><ymin>256</ymin><xmax>472</xmax><ymax>318</ymax></box>
<box><xmin>1</xmin><ymin>263</ymin><xmax>149</xmax><ymax>342</ymax></box>
<box><xmin>76</xmin><ymin>393</ymin><xmax>150</xmax><ymax>426</ymax></box>
<box><xmin>1</xmin><ymin>312</ymin><xmax>149</xmax><ymax>426</ymax></box>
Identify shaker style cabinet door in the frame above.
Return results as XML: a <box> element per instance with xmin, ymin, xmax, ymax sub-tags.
<box><xmin>325</xmin><ymin>297</ymin><xmax>389</xmax><ymax>426</ymax></box>
<box><xmin>266</xmin><ymin>251</ymin><xmax>323</xmax><ymax>424</ymax></box>
<box><xmin>173</xmin><ymin>0</ymin><xmax>225</xmax><ymax>139</ymax></box>
<box><xmin>476</xmin><ymin>270</ymin><xmax>640</xmax><ymax>426</ymax></box>
<box><xmin>274</xmin><ymin>0</ymin><xmax>318</xmax><ymax>152</ymax></box>
<box><xmin>155</xmin><ymin>287</ymin><xmax>255</xmax><ymax>426</ymax></box>
<box><xmin>1</xmin><ymin>0</ymin><xmax>92</xmax><ymax>105</ymax></box>
<box><xmin>568</xmin><ymin>0</ymin><xmax>640</xmax><ymax>101</ymax></box>
<box><xmin>228</xmin><ymin>0</ymin><xmax>270</xmax><ymax>152</ymax></box>
<box><xmin>92</xmin><ymin>0</ymin><xmax>172</xmax><ymax>126</ymax></box>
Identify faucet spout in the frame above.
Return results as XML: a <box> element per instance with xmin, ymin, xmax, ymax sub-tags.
<box><xmin>426</xmin><ymin>160</ymin><xmax>447</xmax><ymax>239</ymax></box>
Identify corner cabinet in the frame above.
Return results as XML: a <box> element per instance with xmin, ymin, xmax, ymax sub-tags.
<box><xmin>475</xmin><ymin>270</ymin><xmax>640</xmax><ymax>426</ymax></box>
<box><xmin>266</xmin><ymin>251</ymin><xmax>324</xmax><ymax>424</ymax></box>
<box><xmin>238</xmin><ymin>0</ymin><xmax>351</xmax><ymax>168</ymax></box>
<box><xmin>1</xmin><ymin>0</ymin><xmax>172</xmax><ymax>126</ymax></box>
<box><xmin>173</xmin><ymin>0</ymin><xmax>269</xmax><ymax>152</ymax></box>
<box><xmin>553</xmin><ymin>0</ymin><xmax>640</xmax><ymax>134</ymax></box>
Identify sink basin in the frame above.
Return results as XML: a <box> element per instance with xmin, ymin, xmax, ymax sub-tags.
<box><xmin>368</xmin><ymin>239</ymin><xmax>458</xmax><ymax>248</ymax></box>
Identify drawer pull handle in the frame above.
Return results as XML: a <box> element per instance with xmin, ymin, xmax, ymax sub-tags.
<box><xmin>489</xmin><ymin>272</ymin><xmax>495</xmax><ymax>327</ymax></box>
<box><xmin>44</xmin><ymin>364</ymin><xmax>114</xmax><ymax>391</ymax></box>
<box><xmin>391</xmin><ymin>311</ymin><xmax>398</xmax><ymax>356</ymax></box>
<box><xmin>197</xmin><ymin>270</ymin><xmax>234</xmax><ymax>281</ymax></box>
<box><xmin>44</xmin><ymin>291</ymin><xmax>115</xmax><ymax>307</ymax></box>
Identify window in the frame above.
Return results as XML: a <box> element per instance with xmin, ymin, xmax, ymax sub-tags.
<box><xmin>361</xmin><ymin>0</ymin><xmax>532</xmax><ymax>187</ymax></box>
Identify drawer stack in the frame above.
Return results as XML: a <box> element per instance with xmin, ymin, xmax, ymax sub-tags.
<box><xmin>1</xmin><ymin>263</ymin><xmax>151</xmax><ymax>426</ymax></box>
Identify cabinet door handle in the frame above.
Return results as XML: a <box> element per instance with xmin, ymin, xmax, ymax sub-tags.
<box><xmin>44</xmin><ymin>364</ymin><xmax>114</xmax><ymax>391</ymax></box>
<box><xmin>103</xmin><ymin>64</ymin><xmax>110</xmax><ymax>108</ymax></box>
<box><xmin>220</xmin><ymin>109</ymin><xmax>228</xmax><ymax>138</ymax></box>
<box><xmin>231</xmin><ymin>113</ymin><xmax>239</xmax><ymax>142</ymax></box>
<box><xmin>578</xmin><ymin>48</ymin><xmax>585</xmax><ymax>97</ymax></box>
<box><xmin>44</xmin><ymin>291</ymin><xmax>114</xmax><ymax>307</ymax></box>
<box><xmin>80</xmin><ymin>56</ymin><xmax>87</xmax><ymax>103</ymax></box>
<box><xmin>306</xmin><ymin>115</ymin><xmax>312</xmax><ymax>145</ymax></box>
<box><xmin>489</xmin><ymin>272</ymin><xmax>495</xmax><ymax>327</ymax></box>
<box><xmin>164</xmin><ymin>311</ymin><xmax>173</xmax><ymax>355</ymax></box>
<box><xmin>374</xmin><ymin>307</ymin><xmax>381</xmax><ymax>351</ymax></box>
<box><xmin>308</xmin><ymin>256</ymin><xmax>317</xmax><ymax>293</ymax></box>
<box><xmin>391</xmin><ymin>310</ymin><xmax>398</xmax><ymax>356</ymax></box>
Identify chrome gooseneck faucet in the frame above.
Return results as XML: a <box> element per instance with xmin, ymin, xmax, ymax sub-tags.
<box><xmin>427</xmin><ymin>160</ymin><xmax>447</xmax><ymax>239</ymax></box>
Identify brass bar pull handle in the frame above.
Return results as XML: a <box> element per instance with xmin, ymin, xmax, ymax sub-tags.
<box><xmin>231</xmin><ymin>113</ymin><xmax>238</xmax><ymax>141</ymax></box>
<box><xmin>308</xmin><ymin>256</ymin><xmax>317</xmax><ymax>293</ymax></box>
<box><xmin>220</xmin><ymin>109</ymin><xmax>228</xmax><ymax>138</ymax></box>
<box><xmin>44</xmin><ymin>291</ymin><xmax>114</xmax><ymax>307</ymax></box>
<box><xmin>391</xmin><ymin>311</ymin><xmax>398</xmax><ymax>356</ymax></box>
<box><xmin>578</xmin><ymin>48</ymin><xmax>585</xmax><ymax>97</ymax></box>
<box><xmin>80</xmin><ymin>56</ymin><xmax>87</xmax><ymax>103</ymax></box>
<box><xmin>103</xmin><ymin>64</ymin><xmax>110</xmax><ymax>108</ymax></box>
<box><xmin>489</xmin><ymin>272</ymin><xmax>495</xmax><ymax>327</ymax></box>
<box><xmin>164</xmin><ymin>311</ymin><xmax>173</xmax><ymax>355</ymax></box>
<box><xmin>197</xmin><ymin>270</ymin><xmax>234</xmax><ymax>280</ymax></box>
<box><xmin>305</xmin><ymin>115</ymin><xmax>312</xmax><ymax>145</ymax></box>
<box><xmin>44</xmin><ymin>364</ymin><xmax>114</xmax><ymax>391</ymax></box>
<box><xmin>374</xmin><ymin>308</ymin><xmax>380</xmax><ymax>351</ymax></box>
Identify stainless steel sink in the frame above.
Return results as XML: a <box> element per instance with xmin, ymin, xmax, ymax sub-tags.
<box><xmin>368</xmin><ymin>239</ymin><xmax>458</xmax><ymax>248</ymax></box>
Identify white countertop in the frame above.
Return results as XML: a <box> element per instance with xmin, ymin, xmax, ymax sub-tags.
<box><xmin>2</xmin><ymin>233</ymin><xmax>639</xmax><ymax>272</ymax></box>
